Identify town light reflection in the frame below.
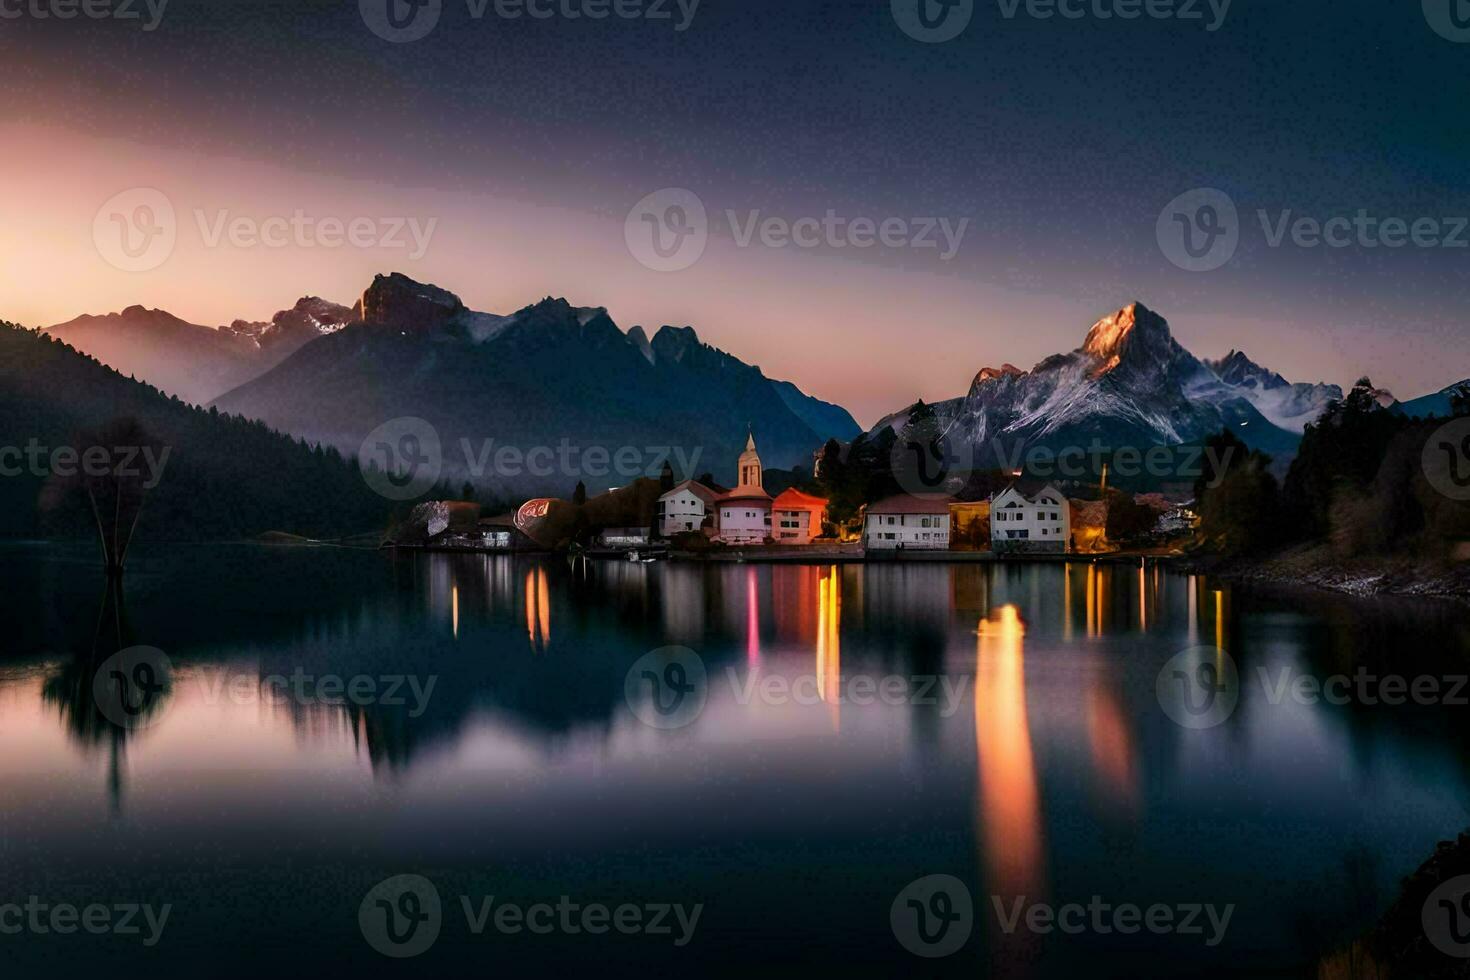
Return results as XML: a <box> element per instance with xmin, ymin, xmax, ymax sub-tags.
<box><xmin>974</xmin><ymin>604</ymin><xmax>1045</xmax><ymax>901</ymax></box>
<box><xmin>816</xmin><ymin>566</ymin><xmax>841</xmax><ymax>729</ymax></box>
<box><xmin>525</xmin><ymin>567</ymin><xmax>550</xmax><ymax>652</ymax></box>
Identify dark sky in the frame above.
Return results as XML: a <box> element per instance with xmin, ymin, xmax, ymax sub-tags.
<box><xmin>3</xmin><ymin>0</ymin><xmax>1467</xmax><ymax>421</ymax></box>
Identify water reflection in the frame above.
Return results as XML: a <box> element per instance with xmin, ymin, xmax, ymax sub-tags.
<box><xmin>5</xmin><ymin>546</ymin><xmax>1470</xmax><ymax>975</ymax></box>
<box><xmin>974</xmin><ymin>605</ymin><xmax>1045</xmax><ymax>900</ymax></box>
<box><xmin>525</xmin><ymin>567</ymin><xmax>551</xmax><ymax>652</ymax></box>
<box><xmin>37</xmin><ymin>578</ymin><xmax>171</xmax><ymax>814</ymax></box>
<box><xmin>817</xmin><ymin>566</ymin><xmax>841</xmax><ymax>728</ymax></box>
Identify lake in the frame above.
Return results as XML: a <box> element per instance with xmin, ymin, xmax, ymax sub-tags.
<box><xmin>2</xmin><ymin>543</ymin><xmax>1468</xmax><ymax>978</ymax></box>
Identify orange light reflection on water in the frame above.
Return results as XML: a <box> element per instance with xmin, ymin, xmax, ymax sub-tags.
<box><xmin>974</xmin><ymin>605</ymin><xmax>1045</xmax><ymax>901</ymax></box>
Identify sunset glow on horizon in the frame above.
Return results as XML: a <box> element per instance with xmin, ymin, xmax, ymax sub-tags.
<box><xmin>4</xmin><ymin>2</ymin><xmax>1465</xmax><ymax>427</ymax></box>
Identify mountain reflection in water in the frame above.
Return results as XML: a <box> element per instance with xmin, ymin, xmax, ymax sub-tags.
<box><xmin>2</xmin><ymin>543</ymin><xmax>1470</xmax><ymax>976</ymax></box>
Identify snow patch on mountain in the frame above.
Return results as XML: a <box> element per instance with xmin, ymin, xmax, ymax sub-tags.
<box><xmin>874</xmin><ymin>302</ymin><xmax>1322</xmax><ymax>463</ymax></box>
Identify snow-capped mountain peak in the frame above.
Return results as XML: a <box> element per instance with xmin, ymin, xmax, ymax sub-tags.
<box><xmin>1204</xmin><ymin>350</ymin><xmax>1289</xmax><ymax>391</ymax></box>
<box><xmin>873</xmin><ymin>301</ymin><xmax>1347</xmax><ymax>467</ymax></box>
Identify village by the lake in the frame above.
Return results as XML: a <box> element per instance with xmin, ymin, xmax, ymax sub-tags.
<box><xmin>402</xmin><ymin>428</ymin><xmax>1196</xmax><ymax>563</ymax></box>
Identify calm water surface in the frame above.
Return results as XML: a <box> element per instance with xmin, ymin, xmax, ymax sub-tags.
<box><xmin>2</xmin><ymin>543</ymin><xmax>1469</xmax><ymax>978</ymax></box>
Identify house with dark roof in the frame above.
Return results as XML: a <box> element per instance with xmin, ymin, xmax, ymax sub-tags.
<box><xmin>862</xmin><ymin>494</ymin><xmax>952</xmax><ymax>550</ymax></box>
<box><xmin>990</xmin><ymin>484</ymin><xmax>1070</xmax><ymax>554</ymax></box>
<box><xmin>657</xmin><ymin>479</ymin><xmax>721</xmax><ymax>536</ymax></box>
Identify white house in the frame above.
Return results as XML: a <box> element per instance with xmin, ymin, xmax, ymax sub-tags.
<box><xmin>990</xmin><ymin>484</ymin><xmax>1070</xmax><ymax>554</ymax></box>
<box><xmin>716</xmin><ymin>432</ymin><xmax>772</xmax><ymax>545</ymax></box>
<box><xmin>657</xmin><ymin>479</ymin><xmax>721</xmax><ymax>536</ymax></box>
<box><xmin>863</xmin><ymin>494</ymin><xmax>952</xmax><ymax>550</ymax></box>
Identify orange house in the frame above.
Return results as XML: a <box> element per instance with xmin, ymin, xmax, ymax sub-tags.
<box><xmin>771</xmin><ymin>488</ymin><xmax>829</xmax><ymax>545</ymax></box>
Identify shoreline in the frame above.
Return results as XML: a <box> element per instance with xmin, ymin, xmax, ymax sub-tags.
<box><xmin>1177</xmin><ymin>544</ymin><xmax>1470</xmax><ymax>603</ymax></box>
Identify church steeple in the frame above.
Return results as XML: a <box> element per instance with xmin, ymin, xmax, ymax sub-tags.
<box><xmin>737</xmin><ymin>429</ymin><xmax>762</xmax><ymax>490</ymax></box>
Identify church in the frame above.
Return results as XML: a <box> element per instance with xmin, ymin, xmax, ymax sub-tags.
<box><xmin>714</xmin><ymin>432</ymin><xmax>773</xmax><ymax>544</ymax></box>
<box><xmin>656</xmin><ymin>430</ymin><xmax>830</xmax><ymax>546</ymax></box>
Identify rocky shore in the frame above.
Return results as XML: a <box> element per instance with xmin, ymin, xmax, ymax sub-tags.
<box><xmin>1183</xmin><ymin>543</ymin><xmax>1470</xmax><ymax>602</ymax></box>
<box><xmin>1320</xmin><ymin>831</ymin><xmax>1470</xmax><ymax>978</ymax></box>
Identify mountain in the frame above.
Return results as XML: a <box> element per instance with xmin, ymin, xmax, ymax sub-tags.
<box><xmin>211</xmin><ymin>273</ymin><xmax>858</xmax><ymax>496</ymax></box>
<box><xmin>1202</xmin><ymin>350</ymin><xmax>1344</xmax><ymax>432</ymax></box>
<box><xmin>0</xmin><ymin>321</ymin><xmax>394</xmax><ymax>541</ymax></box>
<box><xmin>46</xmin><ymin>297</ymin><xmax>352</xmax><ymax>406</ymax></box>
<box><xmin>769</xmin><ymin>379</ymin><xmax>861</xmax><ymax>444</ymax></box>
<box><xmin>221</xmin><ymin>295</ymin><xmax>356</xmax><ymax>353</ymax></box>
<box><xmin>1398</xmin><ymin>379</ymin><xmax>1468</xmax><ymax>418</ymax></box>
<box><xmin>872</xmin><ymin>302</ymin><xmax>1339</xmax><ymax>469</ymax></box>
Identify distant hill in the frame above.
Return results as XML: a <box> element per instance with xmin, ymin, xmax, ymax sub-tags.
<box><xmin>46</xmin><ymin>297</ymin><xmax>353</xmax><ymax>406</ymax></box>
<box><xmin>1399</xmin><ymin>379</ymin><xmax>1470</xmax><ymax>419</ymax></box>
<box><xmin>0</xmin><ymin>322</ymin><xmax>396</xmax><ymax>541</ymax></box>
<box><xmin>212</xmin><ymin>273</ymin><xmax>859</xmax><ymax>496</ymax></box>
